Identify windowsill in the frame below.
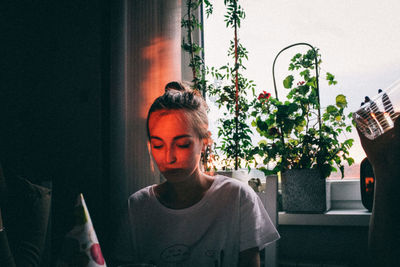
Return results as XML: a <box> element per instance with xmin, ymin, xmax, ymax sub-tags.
<box><xmin>278</xmin><ymin>209</ymin><xmax>371</xmax><ymax>226</ymax></box>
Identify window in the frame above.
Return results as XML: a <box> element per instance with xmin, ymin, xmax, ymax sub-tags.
<box><xmin>203</xmin><ymin>0</ymin><xmax>400</xmax><ymax>179</ymax></box>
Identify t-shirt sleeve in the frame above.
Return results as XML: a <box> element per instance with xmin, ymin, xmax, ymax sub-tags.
<box><xmin>239</xmin><ymin>185</ymin><xmax>280</xmax><ymax>251</ymax></box>
<box><xmin>113</xmin><ymin>189</ymin><xmax>151</xmax><ymax>264</ymax></box>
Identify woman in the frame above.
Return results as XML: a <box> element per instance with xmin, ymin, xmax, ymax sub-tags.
<box><xmin>127</xmin><ymin>83</ymin><xmax>279</xmax><ymax>266</ymax></box>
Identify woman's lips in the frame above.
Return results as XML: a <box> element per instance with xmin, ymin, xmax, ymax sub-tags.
<box><xmin>163</xmin><ymin>168</ymin><xmax>185</xmax><ymax>175</ymax></box>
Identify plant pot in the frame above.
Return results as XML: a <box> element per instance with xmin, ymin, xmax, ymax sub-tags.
<box><xmin>281</xmin><ymin>169</ymin><xmax>331</xmax><ymax>213</ymax></box>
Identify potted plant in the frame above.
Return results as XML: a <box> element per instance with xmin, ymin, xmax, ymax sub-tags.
<box><xmin>251</xmin><ymin>44</ymin><xmax>355</xmax><ymax>213</ymax></box>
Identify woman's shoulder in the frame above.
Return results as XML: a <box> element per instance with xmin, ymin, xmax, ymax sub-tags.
<box><xmin>213</xmin><ymin>175</ymin><xmax>255</xmax><ymax>196</ymax></box>
<box><xmin>128</xmin><ymin>185</ymin><xmax>155</xmax><ymax>205</ymax></box>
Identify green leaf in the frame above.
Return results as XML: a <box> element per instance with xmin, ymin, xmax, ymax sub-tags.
<box><xmin>326</xmin><ymin>72</ymin><xmax>338</xmax><ymax>85</ymax></box>
<box><xmin>346</xmin><ymin>157</ymin><xmax>355</xmax><ymax>166</ymax></box>
<box><xmin>283</xmin><ymin>75</ymin><xmax>294</xmax><ymax>89</ymax></box>
<box><xmin>344</xmin><ymin>138</ymin><xmax>354</xmax><ymax>148</ymax></box>
<box><xmin>295</xmin><ymin>124</ymin><xmax>305</xmax><ymax>132</ymax></box>
<box><xmin>326</xmin><ymin>105</ymin><xmax>337</xmax><ymax>113</ymax></box>
<box><xmin>300</xmin><ymin>69</ymin><xmax>310</xmax><ymax>80</ymax></box>
<box><xmin>258</xmin><ymin>139</ymin><xmax>267</xmax><ymax>146</ymax></box>
<box><xmin>336</xmin><ymin>94</ymin><xmax>348</xmax><ymax>108</ymax></box>
<box><xmin>339</xmin><ymin>165</ymin><xmax>345</xmax><ymax>178</ymax></box>
<box><xmin>288</xmin><ymin>103</ymin><xmax>298</xmax><ymax>114</ymax></box>
<box><xmin>319</xmin><ymin>164</ymin><xmax>332</xmax><ymax>178</ymax></box>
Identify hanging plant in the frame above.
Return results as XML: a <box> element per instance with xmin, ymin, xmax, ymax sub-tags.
<box><xmin>181</xmin><ymin>0</ymin><xmax>216</xmax><ymax>172</ymax></box>
<box><xmin>181</xmin><ymin>0</ymin><xmax>212</xmax><ymax>95</ymax></box>
<box><xmin>208</xmin><ymin>0</ymin><xmax>256</xmax><ymax>170</ymax></box>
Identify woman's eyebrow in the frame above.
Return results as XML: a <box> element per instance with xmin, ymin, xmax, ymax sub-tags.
<box><xmin>173</xmin><ymin>134</ymin><xmax>192</xmax><ymax>140</ymax></box>
<box><xmin>150</xmin><ymin>135</ymin><xmax>192</xmax><ymax>141</ymax></box>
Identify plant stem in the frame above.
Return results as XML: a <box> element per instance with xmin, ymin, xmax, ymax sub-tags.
<box><xmin>187</xmin><ymin>0</ymin><xmax>197</xmax><ymax>81</ymax></box>
<box><xmin>234</xmin><ymin>0</ymin><xmax>239</xmax><ymax>170</ymax></box>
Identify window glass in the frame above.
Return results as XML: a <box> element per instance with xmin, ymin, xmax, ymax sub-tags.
<box><xmin>203</xmin><ymin>0</ymin><xmax>400</xmax><ymax>179</ymax></box>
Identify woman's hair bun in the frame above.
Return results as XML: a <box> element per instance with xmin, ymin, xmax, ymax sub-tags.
<box><xmin>164</xmin><ymin>81</ymin><xmax>187</xmax><ymax>92</ymax></box>
<box><xmin>164</xmin><ymin>81</ymin><xmax>203</xmax><ymax>99</ymax></box>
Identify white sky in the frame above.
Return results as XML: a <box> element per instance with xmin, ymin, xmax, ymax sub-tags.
<box><xmin>204</xmin><ymin>0</ymin><xmax>400</xmax><ymax>164</ymax></box>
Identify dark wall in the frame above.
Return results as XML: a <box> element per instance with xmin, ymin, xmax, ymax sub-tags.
<box><xmin>1</xmin><ymin>1</ymin><xmax>58</xmax><ymax>180</ymax></box>
<box><xmin>1</xmin><ymin>1</ymin><xmax>183</xmax><ymax>265</ymax></box>
<box><xmin>1</xmin><ymin>0</ymin><xmax>111</xmax><ymax>263</ymax></box>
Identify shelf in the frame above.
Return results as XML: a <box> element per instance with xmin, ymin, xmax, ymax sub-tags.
<box><xmin>278</xmin><ymin>209</ymin><xmax>371</xmax><ymax>226</ymax></box>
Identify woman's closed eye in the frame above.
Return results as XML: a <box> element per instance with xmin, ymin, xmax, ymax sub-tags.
<box><xmin>176</xmin><ymin>141</ymin><xmax>191</xmax><ymax>148</ymax></box>
<box><xmin>151</xmin><ymin>140</ymin><xmax>164</xmax><ymax>149</ymax></box>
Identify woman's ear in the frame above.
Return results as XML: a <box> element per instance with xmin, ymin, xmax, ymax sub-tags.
<box><xmin>202</xmin><ymin>131</ymin><xmax>213</xmax><ymax>152</ymax></box>
<box><xmin>147</xmin><ymin>141</ymin><xmax>151</xmax><ymax>153</ymax></box>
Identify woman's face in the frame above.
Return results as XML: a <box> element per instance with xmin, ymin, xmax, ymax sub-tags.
<box><xmin>148</xmin><ymin>110</ymin><xmax>205</xmax><ymax>182</ymax></box>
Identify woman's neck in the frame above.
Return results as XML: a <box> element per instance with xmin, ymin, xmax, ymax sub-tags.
<box><xmin>155</xmin><ymin>172</ymin><xmax>214</xmax><ymax>209</ymax></box>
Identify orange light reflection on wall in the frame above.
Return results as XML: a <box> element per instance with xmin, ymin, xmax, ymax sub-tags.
<box><xmin>140</xmin><ymin>36</ymin><xmax>181</xmax><ymax>118</ymax></box>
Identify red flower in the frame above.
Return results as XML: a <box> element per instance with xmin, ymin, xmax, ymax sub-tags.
<box><xmin>90</xmin><ymin>243</ymin><xmax>105</xmax><ymax>265</ymax></box>
<box><xmin>297</xmin><ymin>81</ymin><xmax>305</xmax><ymax>86</ymax></box>
<box><xmin>258</xmin><ymin>91</ymin><xmax>271</xmax><ymax>100</ymax></box>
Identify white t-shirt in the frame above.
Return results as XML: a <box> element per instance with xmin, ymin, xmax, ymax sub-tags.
<box><xmin>127</xmin><ymin>175</ymin><xmax>280</xmax><ymax>267</ymax></box>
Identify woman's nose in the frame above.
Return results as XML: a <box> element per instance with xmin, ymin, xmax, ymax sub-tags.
<box><xmin>166</xmin><ymin>147</ymin><xmax>177</xmax><ymax>164</ymax></box>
